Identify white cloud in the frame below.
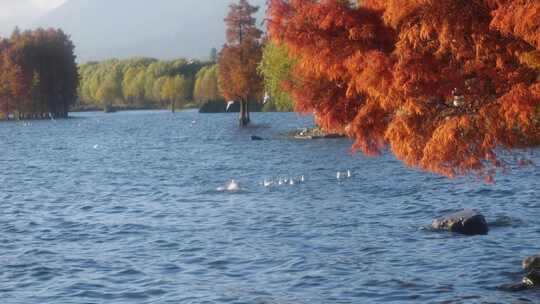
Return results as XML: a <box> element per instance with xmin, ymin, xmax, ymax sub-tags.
<box><xmin>29</xmin><ymin>0</ymin><xmax>66</xmax><ymax>11</ymax></box>
<box><xmin>0</xmin><ymin>0</ymin><xmax>66</xmax><ymax>35</ymax></box>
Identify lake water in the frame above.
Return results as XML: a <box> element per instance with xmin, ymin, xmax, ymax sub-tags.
<box><xmin>1</xmin><ymin>110</ymin><xmax>539</xmax><ymax>303</ymax></box>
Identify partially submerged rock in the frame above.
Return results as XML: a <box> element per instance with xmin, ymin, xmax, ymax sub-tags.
<box><xmin>293</xmin><ymin>127</ymin><xmax>345</xmax><ymax>140</ymax></box>
<box><xmin>523</xmin><ymin>270</ymin><xmax>540</xmax><ymax>287</ymax></box>
<box><xmin>523</xmin><ymin>254</ymin><xmax>540</xmax><ymax>272</ymax></box>
<box><xmin>498</xmin><ymin>282</ymin><xmax>531</xmax><ymax>292</ymax></box>
<box><xmin>499</xmin><ymin>257</ymin><xmax>540</xmax><ymax>292</ymax></box>
<box><xmin>431</xmin><ymin>209</ymin><xmax>489</xmax><ymax>236</ymax></box>
<box><xmin>251</xmin><ymin>135</ymin><xmax>264</xmax><ymax>141</ymax></box>
<box><xmin>500</xmin><ymin>270</ymin><xmax>540</xmax><ymax>292</ymax></box>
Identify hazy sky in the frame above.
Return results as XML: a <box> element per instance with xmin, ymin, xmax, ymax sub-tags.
<box><xmin>0</xmin><ymin>0</ymin><xmax>66</xmax><ymax>35</ymax></box>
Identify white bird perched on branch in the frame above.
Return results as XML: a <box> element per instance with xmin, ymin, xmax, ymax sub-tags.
<box><xmin>451</xmin><ymin>88</ymin><xmax>464</xmax><ymax>107</ymax></box>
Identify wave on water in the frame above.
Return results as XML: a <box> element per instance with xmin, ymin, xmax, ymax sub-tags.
<box><xmin>217</xmin><ymin>180</ymin><xmax>241</xmax><ymax>192</ymax></box>
<box><xmin>1</xmin><ymin>111</ymin><xmax>539</xmax><ymax>304</ymax></box>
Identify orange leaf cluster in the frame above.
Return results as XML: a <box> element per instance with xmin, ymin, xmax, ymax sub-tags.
<box><xmin>267</xmin><ymin>0</ymin><xmax>540</xmax><ymax>180</ymax></box>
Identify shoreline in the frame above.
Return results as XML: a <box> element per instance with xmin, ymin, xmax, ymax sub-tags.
<box><xmin>292</xmin><ymin>127</ymin><xmax>345</xmax><ymax>140</ymax></box>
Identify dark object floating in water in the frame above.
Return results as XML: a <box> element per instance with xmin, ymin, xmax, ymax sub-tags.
<box><xmin>523</xmin><ymin>270</ymin><xmax>540</xmax><ymax>287</ymax></box>
<box><xmin>251</xmin><ymin>135</ymin><xmax>264</xmax><ymax>141</ymax></box>
<box><xmin>498</xmin><ymin>253</ymin><xmax>540</xmax><ymax>292</ymax></box>
<box><xmin>499</xmin><ymin>270</ymin><xmax>540</xmax><ymax>292</ymax></box>
<box><xmin>431</xmin><ymin>209</ymin><xmax>489</xmax><ymax>236</ymax></box>
<box><xmin>523</xmin><ymin>254</ymin><xmax>540</xmax><ymax>272</ymax></box>
<box><xmin>498</xmin><ymin>282</ymin><xmax>531</xmax><ymax>292</ymax></box>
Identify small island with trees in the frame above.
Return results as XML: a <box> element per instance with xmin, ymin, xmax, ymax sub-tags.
<box><xmin>0</xmin><ymin>28</ymin><xmax>78</xmax><ymax>119</ymax></box>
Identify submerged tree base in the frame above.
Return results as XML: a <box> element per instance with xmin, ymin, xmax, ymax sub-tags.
<box><xmin>239</xmin><ymin>117</ymin><xmax>250</xmax><ymax>127</ymax></box>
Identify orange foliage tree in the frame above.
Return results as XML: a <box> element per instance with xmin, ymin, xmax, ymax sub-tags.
<box><xmin>0</xmin><ymin>28</ymin><xmax>79</xmax><ymax>119</ymax></box>
<box><xmin>267</xmin><ymin>0</ymin><xmax>540</xmax><ymax>181</ymax></box>
<box><xmin>218</xmin><ymin>0</ymin><xmax>263</xmax><ymax>126</ymax></box>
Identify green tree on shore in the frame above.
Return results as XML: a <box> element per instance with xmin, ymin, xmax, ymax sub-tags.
<box><xmin>77</xmin><ymin>58</ymin><xmax>208</xmax><ymax>111</ymax></box>
<box><xmin>194</xmin><ymin>65</ymin><xmax>222</xmax><ymax>103</ymax></box>
<box><xmin>258</xmin><ymin>43</ymin><xmax>295</xmax><ymax>112</ymax></box>
<box><xmin>160</xmin><ymin>75</ymin><xmax>190</xmax><ymax>113</ymax></box>
<box><xmin>96</xmin><ymin>67</ymin><xmax>122</xmax><ymax>110</ymax></box>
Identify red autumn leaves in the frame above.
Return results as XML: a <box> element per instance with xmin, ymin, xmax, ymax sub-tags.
<box><xmin>267</xmin><ymin>0</ymin><xmax>540</xmax><ymax>180</ymax></box>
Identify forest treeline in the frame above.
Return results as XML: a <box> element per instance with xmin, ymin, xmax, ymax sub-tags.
<box><xmin>0</xmin><ymin>7</ymin><xmax>295</xmax><ymax>119</ymax></box>
<box><xmin>77</xmin><ymin>57</ymin><xmax>223</xmax><ymax>111</ymax></box>
<box><xmin>0</xmin><ymin>28</ymin><xmax>78</xmax><ymax>119</ymax></box>
<box><xmin>78</xmin><ymin>48</ymin><xmax>295</xmax><ymax>113</ymax></box>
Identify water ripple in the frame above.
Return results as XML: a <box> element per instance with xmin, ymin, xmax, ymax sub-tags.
<box><xmin>0</xmin><ymin>111</ymin><xmax>538</xmax><ymax>303</ymax></box>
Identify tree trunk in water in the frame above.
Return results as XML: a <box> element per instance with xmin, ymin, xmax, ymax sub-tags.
<box><xmin>246</xmin><ymin>100</ymin><xmax>251</xmax><ymax>124</ymax></box>
<box><xmin>239</xmin><ymin>100</ymin><xmax>249</xmax><ymax>127</ymax></box>
<box><xmin>171</xmin><ymin>100</ymin><xmax>176</xmax><ymax>113</ymax></box>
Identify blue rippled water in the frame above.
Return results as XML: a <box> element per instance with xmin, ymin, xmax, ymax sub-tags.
<box><xmin>1</xmin><ymin>110</ymin><xmax>539</xmax><ymax>303</ymax></box>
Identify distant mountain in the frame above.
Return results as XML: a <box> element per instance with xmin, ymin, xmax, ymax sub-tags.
<box><xmin>35</xmin><ymin>0</ymin><xmax>266</xmax><ymax>62</ymax></box>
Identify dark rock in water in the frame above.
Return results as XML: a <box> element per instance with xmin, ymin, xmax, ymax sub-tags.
<box><xmin>523</xmin><ymin>254</ymin><xmax>540</xmax><ymax>271</ymax></box>
<box><xmin>523</xmin><ymin>270</ymin><xmax>540</xmax><ymax>287</ymax></box>
<box><xmin>293</xmin><ymin>127</ymin><xmax>345</xmax><ymax>140</ymax></box>
<box><xmin>500</xmin><ymin>261</ymin><xmax>540</xmax><ymax>292</ymax></box>
<box><xmin>251</xmin><ymin>135</ymin><xmax>264</xmax><ymax>141</ymax></box>
<box><xmin>431</xmin><ymin>209</ymin><xmax>489</xmax><ymax>236</ymax></box>
<box><xmin>498</xmin><ymin>282</ymin><xmax>532</xmax><ymax>292</ymax></box>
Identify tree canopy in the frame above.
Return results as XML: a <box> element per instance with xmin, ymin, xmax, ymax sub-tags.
<box><xmin>267</xmin><ymin>0</ymin><xmax>540</xmax><ymax>181</ymax></box>
<box><xmin>78</xmin><ymin>58</ymin><xmax>217</xmax><ymax>110</ymax></box>
<box><xmin>258</xmin><ymin>42</ymin><xmax>296</xmax><ymax>112</ymax></box>
<box><xmin>194</xmin><ymin>65</ymin><xmax>222</xmax><ymax>104</ymax></box>
<box><xmin>0</xmin><ymin>28</ymin><xmax>78</xmax><ymax>119</ymax></box>
<box><xmin>218</xmin><ymin>0</ymin><xmax>264</xmax><ymax>125</ymax></box>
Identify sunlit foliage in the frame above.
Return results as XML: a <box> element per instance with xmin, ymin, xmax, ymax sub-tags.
<box><xmin>194</xmin><ymin>65</ymin><xmax>223</xmax><ymax>103</ymax></box>
<box><xmin>160</xmin><ymin>75</ymin><xmax>191</xmax><ymax>112</ymax></box>
<box><xmin>78</xmin><ymin>58</ymin><xmax>206</xmax><ymax>110</ymax></box>
<box><xmin>258</xmin><ymin>42</ymin><xmax>295</xmax><ymax>112</ymax></box>
<box><xmin>268</xmin><ymin>0</ymin><xmax>540</xmax><ymax>180</ymax></box>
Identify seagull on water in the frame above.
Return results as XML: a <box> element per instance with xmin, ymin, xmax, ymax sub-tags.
<box><xmin>263</xmin><ymin>179</ymin><xmax>273</xmax><ymax>187</ymax></box>
<box><xmin>227</xmin><ymin>180</ymin><xmax>240</xmax><ymax>191</ymax></box>
<box><xmin>337</xmin><ymin>170</ymin><xmax>352</xmax><ymax>180</ymax></box>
